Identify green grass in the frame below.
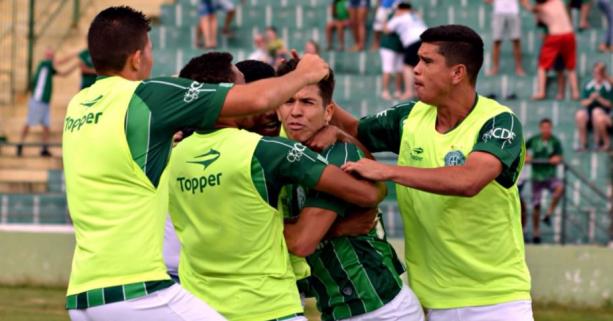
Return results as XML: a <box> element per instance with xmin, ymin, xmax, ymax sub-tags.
<box><xmin>1</xmin><ymin>286</ymin><xmax>612</xmax><ymax>321</ymax></box>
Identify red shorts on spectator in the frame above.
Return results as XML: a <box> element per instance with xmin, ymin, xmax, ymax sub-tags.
<box><xmin>538</xmin><ymin>33</ymin><xmax>577</xmax><ymax>70</ymax></box>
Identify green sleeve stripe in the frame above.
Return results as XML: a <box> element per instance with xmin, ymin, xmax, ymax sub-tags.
<box><xmin>125</xmin><ymin>95</ymin><xmax>153</xmax><ymax>172</ymax></box>
<box><xmin>141</xmin><ymin>79</ymin><xmax>215</xmax><ymax>92</ymax></box>
<box><xmin>251</xmin><ymin>157</ymin><xmax>269</xmax><ymax>204</ymax></box>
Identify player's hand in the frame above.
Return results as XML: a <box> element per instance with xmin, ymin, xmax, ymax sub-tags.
<box><xmin>342</xmin><ymin>158</ymin><xmax>392</xmax><ymax>181</ymax></box>
<box><xmin>295</xmin><ymin>53</ymin><xmax>329</xmax><ymax>84</ymax></box>
<box><xmin>306</xmin><ymin>125</ymin><xmax>338</xmax><ymax>152</ymax></box>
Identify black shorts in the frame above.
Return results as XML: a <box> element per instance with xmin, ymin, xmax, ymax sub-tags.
<box><xmin>403</xmin><ymin>41</ymin><xmax>421</xmax><ymax>67</ymax></box>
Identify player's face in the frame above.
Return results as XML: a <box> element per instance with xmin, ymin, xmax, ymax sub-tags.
<box><xmin>277</xmin><ymin>84</ymin><xmax>333</xmax><ymax>143</ymax></box>
<box><xmin>138</xmin><ymin>36</ymin><xmax>154</xmax><ymax>79</ymax></box>
<box><xmin>251</xmin><ymin>111</ymin><xmax>281</xmax><ymax>136</ymax></box>
<box><xmin>413</xmin><ymin>43</ymin><xmax>453</xmax><ymax>105</ymax></box>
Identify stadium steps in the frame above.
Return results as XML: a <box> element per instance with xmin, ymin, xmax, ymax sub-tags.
<box><xmin>0</xmin><ymin>193</ymin><xmax>69</xmax><ymax>224</ymax></box>
<box><xmin>0</xmin><ymin>169</ymin><xmax>48</xmax><ymax>193</ymax></box>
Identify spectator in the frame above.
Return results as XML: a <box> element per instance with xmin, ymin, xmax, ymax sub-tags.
<box><xmin>248</xmin><ymin>33</ymin><xmax>272</xmax><ymax>64</ymax></box>
<box><xmin>379</xmin><ymin>19</ymin><xmax>404</xmax><ymax>100</ymax></box>
<box><xmin>372</xmin><ymin>0</ymin><xmax>400</xmax><ymax>50</ymax></box>
<box><xmin>385</xmin><ymin>1</ymin><xmax>426</xmax><ymax>99</ymax></box>
<box><xmin>304</xmin><ymin>39</ymin><xmax>320</xmax><ymax>55</ymax></box>
<box><xmin>17</xmin><ymin>48</ymin><xmax>74</xmax><ymax>157</ymax></box>
<box><xmin>348</xmin><ymin>0</ymin><xmax>370</xmax><ymax>51</ymax></box>
<box><xmin>326</xmin><ymin>0</ymin><xmax>350</xmax><ymax>51</ymax></box>
<box><xmin>77</xmin><ymin>48</ymin><xmax>96</xmax><ymax>89</ymax></box>
<box><xmin>569</xmin><ymin>0</ymin><xmax>592</xmax><ymax>30</ymax></box>
<box><xmin>531</xmin><ymin>0</ymin><xmax>579</xmax><ymax>100</ymax></box>
<box><xmin>265</xmin><ymin>26</ymin><xmax>287</xmax><ymax>59</ymax></box>
<box><xmin>197</xmin><ymin>0</ymin><xmax>235</xmax><ymax>48</ymax></box>
<box><xmin>576</xmin><ymin>62</ymin><xmax>612</xmax><ymax>151</ymax></box>
<box><xmin>197</xmin><ymin>0</ymin><xmax>219</xmax><ymax>48</ymax></box>
<box><xmin>597</xmin><ymin>0</ymin><xmax>613</xmax><ymax>52</ymax></box>
<box><xmin>485</xmin><ymin>0</ymin><xmax>528</xmax><ymax>76</ymax></box>
<box><xmin>526</xmin><ymin>118</ymin><xmax>564</xmax><ymax>244</ymax></box>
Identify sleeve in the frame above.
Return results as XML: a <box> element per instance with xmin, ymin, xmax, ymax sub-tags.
<box><xmin>472</xmin><ymin>112</ymin><xmax>524</xmax><ymax>170</ymax></box>
<box><xmin>135</xmin><ymin>76</ymin><xmax>233</xmax><ymax>132</ymax></box>
<box><xmin>303</xmin><ymin>143</ymin><xmax>364</xmax><ymax>217</ymax></box>
<box><xmin>387</xmin><ymin>16</ymin><xmax>399</xmax><ymax>32</ymax></box>
<box><xmin>254</xmin><ymin>136</ymin><xmax>329</xmax><ymax>189</ymax></box>
<box><xmin>357</xmin><ymin>102</ymin><xmax>415</xmax><ymax>153</ymax></box>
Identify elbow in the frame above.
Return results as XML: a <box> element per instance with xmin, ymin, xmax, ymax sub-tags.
<box><xmin>460</xmin><ymin>182</ymin><xmax>485</xmax><ymax>197</ymax></box>
<box><xmin>355</xmin><ymin>187</ymin><xmax>382</xmax><ymax>207</ymax></box>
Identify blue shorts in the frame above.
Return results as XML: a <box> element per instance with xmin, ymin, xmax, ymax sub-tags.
<box><xmin>349</xmin><ymin>0</ymin><xmax>370</xmax><ymax>8</ymax></box>
<box><xmin>27</xmin><ymin>99</ymin><xmax>50</xmax><ymax>127</ymax></box>
<box><xmin>198</xmin><ymin>0</ymin><xmax>235</xmax><ymax>16</ymax></box>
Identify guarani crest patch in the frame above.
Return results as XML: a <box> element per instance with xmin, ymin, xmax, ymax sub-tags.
<box><xmin>444</xmin><ymin>150</ymin><xmax>465</xmax><ymax>166</ymax></box>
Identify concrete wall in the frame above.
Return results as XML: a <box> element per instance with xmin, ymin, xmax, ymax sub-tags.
<box><xmin>1</xmin><ymin>230</ymin><xmax>612</xmax><ymax>307</ymax></box>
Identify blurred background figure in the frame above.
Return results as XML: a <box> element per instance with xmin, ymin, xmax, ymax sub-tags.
<box><xmin>348</xmin><ymin>0</ymin><xmax>370</xmax><ymax>51</ymax></box>
<box><xmin>569</xmin><ymin>0</ymin><xmax>592</xmax><ymax>30</ymax></box>
<box><xmin>197</xmin><ymin>0</ymin><xmax>236</xmax><ymax>48</ymax></box>
<box><xmin>304</xmin><ymin>39</ymin><xmax>320</xmax><ymax>55</ymax></box>
<box><xmin>597</xmin><ymin>0</ymin><xmax>613</xmax><ymax>51</ymax></box>
<box><xmin>77</xmin><ymin>48</ymin><xmax>96</xmax><ymax>89</ymax></box>
<box><xmin>248</xmin><ymin>33</ymin><xmax>272</xmax><ymax>65</ymax></box>
<box><xmin>325</xmin><ymin>0</ymin><xmax>350</xmax><ymax>51</ymax></box>
<box><xmin>379</xmin><ymin>11</ymin><xmax>404</xmax><ymax>100</ymax></box>
<box><xmin>575</xmin><ymin>62</ymin><xmax>613</xmax><ymax>151</ymax></box>
<box><xmin>485</xmin><ymin>0</ymin><xmax>528</xmax><ymax>76</ymax></box>
<box><xmin>372</xmin><ymin>0</ymin><xmax>400</xmax><ymax>50</ymax></box>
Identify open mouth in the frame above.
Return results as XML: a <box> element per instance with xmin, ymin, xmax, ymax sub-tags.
<box><xmin>287</xmin><ymin>122</ymin><xmax>305</xmax><ymax>131</ymax></box>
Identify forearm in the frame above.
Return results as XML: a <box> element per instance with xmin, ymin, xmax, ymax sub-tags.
<box><xmin>383</xmin><ymin>164</ymin><xmax>490</xmax><ymax>197</ymax></box>
<box><xmin>315</xmin><ymin>166</ymin><xmax>386</xmax><ymax>207</ymax></box>
<box><xmin>327</xmin><ymin>208</ymin><xmax>378</xmax><ymax>238</ymax></box>
<box><xmin>596</xmin><ymin>96</ymin><xmax>611</xmax><ymax>108</ymax></box>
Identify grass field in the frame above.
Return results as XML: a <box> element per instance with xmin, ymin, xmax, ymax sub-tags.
<box><xmin>1</xmin><ymin>286</ymin><xmax>612</xmax><ymax>321</ymax></box>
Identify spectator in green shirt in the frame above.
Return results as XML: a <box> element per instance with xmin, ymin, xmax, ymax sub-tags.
<box><xmin>525</xmin><ymin>118</ymin><xmax>564</xmax><ymax>244</ymax></box>
<box><xmin>575</xmin><ymin>62</ymin><xmax>613</xmax><ymax>151</ymax></box>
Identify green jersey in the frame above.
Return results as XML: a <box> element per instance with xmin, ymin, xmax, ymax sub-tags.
<box><xmin>31</xmin><ymin>59</ymin><xmax>57</xmax><ymax>104</ymax></box>
<box><xmin>525</xmin><ymin>134</ymin><xmax>563</xmax><ymax>182</ymax></box>
<box><xmin>63</xmin><ymin>75</ymin><xmax>230</xmax><ymax>307</ymax></box>
<box><xmin>282</xmin><ymin>142</ymin><xmax>405</xmax><ymax>321</ymax></box>
<box><xmin>78</xmin><ymin>49</ymin><xmax>96</xmax><ymax>89</ymax></box>
<box><xmin>357</xmin><ymin>96</ymin><xmax>531</xmax><ymax>309</ymax></box>
<box><xmin>169</xmin><ymin>129</ymin><xmax>330</xmax><ymax>321</ymax></box>
<box><xmin>581</xmin><ymin>79</ymin><xmax>613</xmax><ymax>110</ymax></box>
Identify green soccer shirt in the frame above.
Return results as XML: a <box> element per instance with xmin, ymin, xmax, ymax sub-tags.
<box><xmin>525</xmin><ymin>134</ymin><xmax>563</xmax><ymax>182</ymax></box>
<box><xmin>63</xmin><ymin>75</ymin><xmax>231</xmax><ymax>307</ymax></box>
<box><xmin>281</xmin><ymin>142</ymin><xmax>405</xmax><ymax>321</ymax></box>
<box><xmin>357</xmin><ymin>96</ymin><xmax>531</xmax><ymax>309</ymax></box>
<box><xmin>31</xmin><ymin>59</ymin><xmax>57</xmax><ymax>104</ymax></box>
<box><xmin>169</xmin><ymin>129</ymin><xmax>330</xmax><ymax>321</ymax></box>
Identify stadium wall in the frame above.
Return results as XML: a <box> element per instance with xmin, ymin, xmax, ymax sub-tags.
<box><xmin>1</xmin><ymin>229</ymin><xmax>612</xmax><ymax>307</ymax></box>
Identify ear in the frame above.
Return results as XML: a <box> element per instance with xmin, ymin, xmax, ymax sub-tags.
<box><xmin>129</xmin><ymin>49</ymin><xmax>142</xmax><ymax>71</ymax></box>
<box><xmin>450</xmin><ymin>64</ymin><xmax>467</xmax><ymax>85</ymax></box>
<box><xmin>324</xmin><ymin>102</ymin><xmax>334</xmax><ymax>125</ymax></box>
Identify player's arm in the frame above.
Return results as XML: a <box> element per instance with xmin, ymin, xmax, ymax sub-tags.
<box><xmin>220</xmin><ymin>53</ymin><xmax>329</xmax><ymax>117</ymax></box>
<box><xmin>79</xmin><ymin>61</ymin><xmax>96</xmax><ymax>75</ymax></box>
<box><xmin>284</xmin><ymin>208</ymin><xmax>337</xmax><ymax>257</ymax></box>
<box><xmin>327</xmin><ymin>207</ymin><xmax>378</xmax><ymax>238</ymax></box>
<box><xmin>343</xmin><ymin>112</ymin><xmax>524</xmax><ymax>196</ymax></box>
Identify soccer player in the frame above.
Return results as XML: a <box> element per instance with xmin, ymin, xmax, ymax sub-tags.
<box><xmin>525</xmin><ymin>118</ymin><xmax>564</xmax><ymax>244</ymax></box>
<box><xmin>276</xmin><ymin>59</ymin><xmax>424</xmax><ymax>321</ymax></box>
<box><xmin>168</xmin><ymin>52</ymin><xmax>385</xmax><ymax>321</ymax></box>
<box><xmin>62</xmin><ymin>6</ymin><xmax>329</xmax><ymax>321</ymax></box>
<box><xmin>321</xmin><ymin>25</ymin><xmax>533</xmax><ymax>321</ymax></box>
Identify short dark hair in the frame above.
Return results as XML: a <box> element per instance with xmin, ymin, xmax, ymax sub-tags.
<box><xmin>236</xmin><ymin>60</ymin><xmax>275</xmax><ymax>83</ymax></box>
<box><xmin>539</xmin><ymin>118</ymin><xmax>552</xmax><ymax>125</ymax></box>
<box><xmin>397</xmin><ymin>2</ymin><xmax>412</xmax><ymax>10</ymax></box>
<box><xmin>276</xmin><ymin>58</ymin><xmax>335</xmax><ymax>106</ymax></box>
<box><xmin>88</xmin><ymin>6</ymin><xmax>151</xmax><ymax>74</ymax></box>
<box><xmin>179</xmin><ymin>52</ymin><xmax>235</xmax><ymax>84</ymax></box>
<box><xmin>420</xmin><ymin>25</ymin><xmax>484</xmax><ymax>85</ymax></box>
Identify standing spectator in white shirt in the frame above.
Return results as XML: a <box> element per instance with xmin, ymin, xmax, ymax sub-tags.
<box><xmin>385</xmin><ymin>1</ymin><xmax>426</xmax><ymax>99</ymax></box>
<box><xmin>485</xmin><ymin>0</ymin><xmax>530</xmax><ymax>76</ymax></box>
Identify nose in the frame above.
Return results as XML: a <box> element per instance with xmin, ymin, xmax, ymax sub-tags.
<box><xmin>414</xmin><ymin>61</ymin><xmax>422</xmax><ymax>76</ymax></box>
<box><xmin>289</xmin><ymin>102</ymin><xmax>303</xmax><ymax>117</ymax></box>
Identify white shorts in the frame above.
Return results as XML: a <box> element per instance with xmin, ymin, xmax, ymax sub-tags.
<box><xmin>27</xmin><ymin>99</ymin><xmax>50</xmax><ymax>127</ymax></box>
<box><xmin>492</xmin><ymin>13</ymin><xmax>521</xmax><ymax>41</ymax></box>
<box><xmin>427</xmin><ymin>300</ymin><xmax>534</xmax><ymax>321</ymax></box>
<box><xmin>380</xmin><ymin>48</ymin><xmax>404</xmax><ymax>73</ymax></box>
<box><xmin>373</xmin><ymin>7</ymin><xmax>392</xmax><ymax>31</ymax></box>
<box><xmin>340</xmin><ymin>285</ymin><xmax>425</xmax><ymax>321</ymax></box>
<box><xmin>68</xmin><ymin>284</ymin><xmax>227</xmax><ymax>321</ymax></box>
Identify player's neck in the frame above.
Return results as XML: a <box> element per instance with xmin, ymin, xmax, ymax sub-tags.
<box><xmin>435</xmin><ymin>87</ymin><xmax>477</xmax><ymax>134</ymax></box>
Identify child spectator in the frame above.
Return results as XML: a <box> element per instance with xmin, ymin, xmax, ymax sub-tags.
<box><xmin>372</xmin><ymin>0</ymin><xmax>400</xmax><ymax>50</ymax></box>
<box><xmin>485</xmin><ymin>0</ymin><xmax>528</xmax><ymax>76</ymax></box>
<box><xmin>326</xmin><ymin>0</ymin><xmax>350</xmax><ymax>51</ymax></box>
<box><xmin>575</xmin><ymin>62</ymin><xmax>613</xmax><ymax>151</ymax></box>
